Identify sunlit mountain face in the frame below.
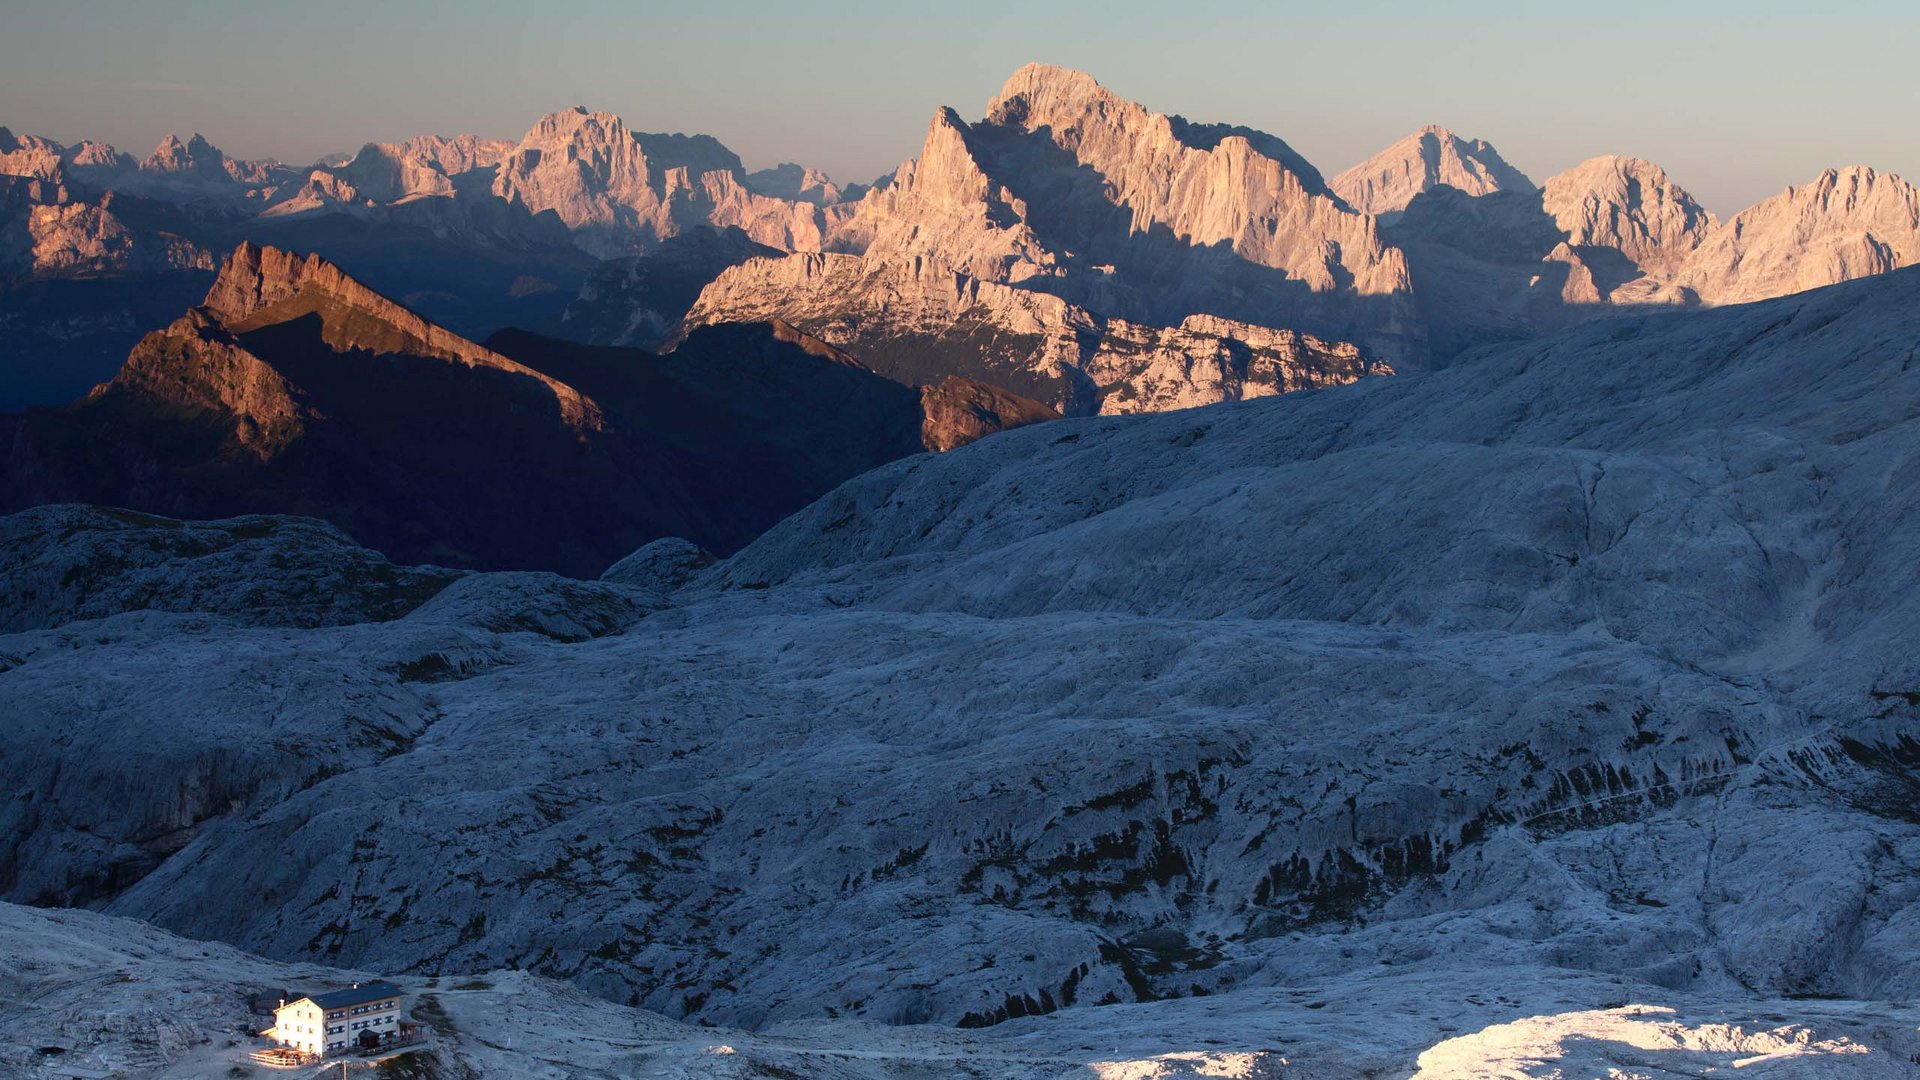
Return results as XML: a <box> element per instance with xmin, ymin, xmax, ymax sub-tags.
<box><xmin>5</xmin><ymin>50</ymin><xmax>1920</xmax><ymax>1080</ymax></box>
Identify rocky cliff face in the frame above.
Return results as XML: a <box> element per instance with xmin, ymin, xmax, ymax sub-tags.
<box><xmin>685</xmin><ymin>251</ymin><xmax>1385</xmax><ymax>415</ymax></box>
<box><xmin>330</xmin><ymin>134</ymin><xmax>515</xmax><ymax>203</ymax></box>
<box><xmin>1331</xmin><ymin>124</ymin><xmax>1535</xmax><ymax>216</ymax></box>
<box><xmin>821</xmin><ymin>65</ymin><xmax>1419</xmax><ymax>360</ymax></box>
<box><xmin>1676</xmin><ymin>166</ymin><xmax>1920</xmax><ymax>305</ymax></box>
<box><xmin>0</xmin><ymin>176</ymin><xmax>213</xmax><ymax>279</ymax></box>
<box><xmin>0</xmin><ymin>126</ymin><xmax>66</xmax><ymax>182</ymax></box>
<box><xmin>826</xmin><ymin>105</ymin><xmax>1054</xmax><ymax>282</ymax></box>
<box><xmin>1538</xmin><ymin>155</ymin><xmax>1717</xmax><ymax>286</ymax></box>
<box><xmin>197</xmin><ymin>241</ymin><xmax>593</xmax><ymax>426</ymax></box>
<box><xmin>490</xmin><ymin>106</ymin><xmax>830</xmax><ymax>257</ymax></box>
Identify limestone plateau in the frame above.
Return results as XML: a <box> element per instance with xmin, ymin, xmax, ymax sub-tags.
<box><xmin>9</xmin><ymin>263</ymin><xmax>1920</xmax><ymax>1076</ymax></box>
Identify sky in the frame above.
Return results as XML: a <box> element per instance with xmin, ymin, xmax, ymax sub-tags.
<box><xmin>2</xmin><ymin>0</ymin><xmax>1916</xmax><ymax>215</ymax></box>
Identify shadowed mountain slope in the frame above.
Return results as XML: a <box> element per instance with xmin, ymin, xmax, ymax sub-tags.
<box><xmin>1</xmin><ymin>244</ymin><xmax>1051</xmax><ymax>574</ymax></box>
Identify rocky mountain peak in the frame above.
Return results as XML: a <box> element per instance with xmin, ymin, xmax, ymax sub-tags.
<box><xmin>1333</xmin><ymin>125</ymin><xmax>1535</xmax><ymax>214</ymax></box>
<box><xmin>1544</xmin><ymin>154</ymin><xmax>1698</xmax><ymax>208</ymax></box>
<box><xmin>1672</xmin><ymin>165</ymin><xmax>1920</xmax><ymax>305</ymax></box>
<box><xmin>62</xmin><ymin>139</ymin><xmax>132</xmax><ymax>173</ymax></box>
<box><xmin>743</xmin><ymin>162</ymin><xmax>860</xmax><ymax>206</ymax></box>
<box><xmin>505</xmin><ymin>107</ymin><xmax>745</xmax><ymax>177</ymax></box>
<box><xmin>1799</xmin><ymin>165</ymin><xmax>1915</xmax><ymax>210</ymax></box>
<box><xmin>0</xmin><ymin>127</ymin><xmax>66</xmax><ymax>182</ymax></box>
<box><xmin>142</xmin><ymin>132</ymin><xmax>228</xmax><ymax>177</ymax></box>
<box><xmin>487</xmin><ymin>106</ymin><xmax>808</xmax><ymax>256</ymax></box>
<box><xmin>984</xmin><ymin>64</ymin><xmax>1331</xmax><ymax>194</ymax></box>
<box><xmin>195</xmin><ymin>242</ymin><xmax>599</xmax><ymax>433</ymax></box>
<box><xmin>822</xmin><ymin>105</ymin><xmax>1044</xmax><ymax>280</ymax></box>
<box><xmin>985</xmin><ymin>62</ymin><xmax>1114</xmax><ymax>122</ymax></box>
<box><xmin>200</xmin><ymin>239</ymin><xmax>336</xmax><ymax>315</ymax></box>
<box><xmin>333</xmin><ymin>134</ymin><xmax>511</xmax><ymax>202</ymax></box>
<box><xmin>201</xmin><ymin>241</ymin><xmax>351</xmax><ymax>323</ymax></box>
<box><xmin>525</xmin><ymin>105</ymin><xmax>623</xmax><ymax>144</ymax></box>
<box><xmin>729</xmin><ymin>63</ymin><xmax>1419</xmax><ymax>380</ymax></box>
<box><xmin>913</xmin><ymin>107</ymin><xmax>999</xmax><ymax>203</ymax></box>
<box><xmin>982</xmin><ymin>62</ymin><xmax>1160</xmax><ymax>153</ymax></box>
<box><xmin>1539</xmin><ymin>155</ymin><xmax>1715</xmax><ymax>276</ymax></box>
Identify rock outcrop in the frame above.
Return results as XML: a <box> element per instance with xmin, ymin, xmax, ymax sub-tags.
<box><xmin>1331</xmin><ymin>124</ymin><xmax>1536</xmax><ymax>216</ymax></box>
<box><xmin>918</xmin><ymin>374</ymin><xmax>1060</xmax><ymax>452</ymax></box>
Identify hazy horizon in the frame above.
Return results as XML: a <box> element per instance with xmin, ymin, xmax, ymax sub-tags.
<box><xmin>4</xmin><ymin>0</ymin><xmax>1917</xmax><ymax>216</ymax></box>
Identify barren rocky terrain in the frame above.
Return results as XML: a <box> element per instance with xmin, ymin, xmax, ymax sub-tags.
<box><xmin>6</xmin><ymin>266</ymin><xmax>1920</xmax><ymax>1075</ymax></box>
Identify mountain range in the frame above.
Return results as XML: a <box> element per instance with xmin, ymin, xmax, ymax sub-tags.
<box><xmin>7</xmin><ymin>61</ymin><xmax>1920</xmax><ymax>571</ymax></box>
<box><xmin>7</xmin><ymin>57</ymin><xmax>1920</xmax><ymax>1080</ymax></box>
<box><xmin>0</xmin><ymin>242</ymin><xmax>1053</xmax><ymax>574</ymax></box>
<box><xmin>9</xmin><ymin>64</ymin><xmax>1920</xmax><ymax>414</ymax></box>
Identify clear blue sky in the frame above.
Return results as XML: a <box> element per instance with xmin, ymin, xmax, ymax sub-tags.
<box><xmin>3</xmin><ymin>0</ymin><xmax>1916</xmax><ymax>214</ymax></box>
